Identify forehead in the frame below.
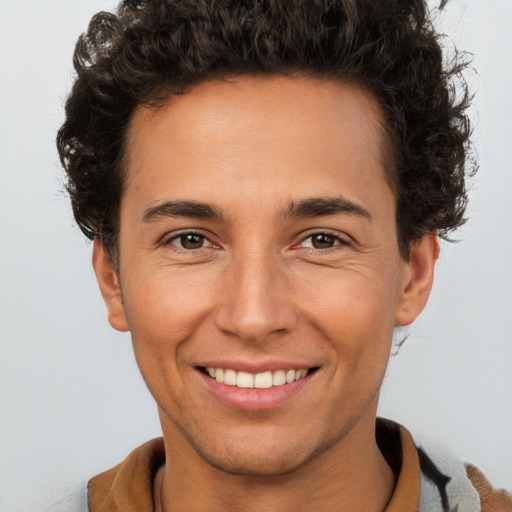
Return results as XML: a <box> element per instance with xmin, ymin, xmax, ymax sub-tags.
<box><xmin>124</xmin><ymin>76</ymin><xmax>393</xmax><ymax>216</ymax></box>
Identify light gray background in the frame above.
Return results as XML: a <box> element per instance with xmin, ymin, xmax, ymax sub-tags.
<box><xmin>1</xmin><ymin>0</ymin><xmax>511</xmax><ymax>509</ymax></box>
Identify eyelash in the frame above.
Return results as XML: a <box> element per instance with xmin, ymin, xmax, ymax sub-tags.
<box><xmin>164</xmin><ymin>231</ymin><xmax>215</xmax><ymax>251</ymax></box>
<box><xmin>296</xmin><ymin>231</ymin><xmax>350</xmax><ymax>251</ymax></box>
<box><xmin>163</xmin><ymin>230</ymin><xmax>349</xmax><ymax>252</ymax></box>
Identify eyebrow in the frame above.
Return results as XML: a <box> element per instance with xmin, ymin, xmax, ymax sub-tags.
<box><xmin>143</xmin><ymin>200</ymin><xmax>225</xmax><ymax>222</ymax></box>
<box><xmin>142</xmin><ymin>196</ymin><xmax>371</xmax><ymax>223</ymax></box>
<box><xmin>283</xmin><ymin>197</ymin><xmax>372</xmax><ymax>221</ymax></box>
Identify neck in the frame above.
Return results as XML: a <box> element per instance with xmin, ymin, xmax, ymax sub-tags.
<box><xmin>154</xmin><ymin>413</ymin><xmax>395</xmax><ymax>512</ymax></box>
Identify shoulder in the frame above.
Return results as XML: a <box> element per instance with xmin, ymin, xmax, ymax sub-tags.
<box><xmin>413</xmin><ymin>431</ymin><xmax>512</xmax><ymax>512</ymax></box>
<box><xmin>465</xmin><ymin>464</ymin><xmax>512</xmax><ymax>512</ymax></box>
<box><xmin>88</xmin><ymin>438</ymin><xmax>165</xmax><ymax>512</ymax></box>
<box><xmin>378</xmin><ymin>419</ymin><xmax>511</xmax><ymax>512</ymax></box>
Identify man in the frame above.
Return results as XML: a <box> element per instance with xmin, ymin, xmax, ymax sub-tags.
<box><xmin>57</xmin><ymin>0</ymin><xmax>511</xmax><ymax>511</ymax></box>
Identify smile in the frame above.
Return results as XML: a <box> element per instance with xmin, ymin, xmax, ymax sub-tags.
<box><xmin>203</xmin><ymin>367</ymin><xmax>310</xmax><ymax>389</ymax></box>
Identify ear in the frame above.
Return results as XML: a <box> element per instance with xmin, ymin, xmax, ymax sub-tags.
<box><xmin>395</xmin><ymin>234</ymin><xmax>439</xmax><ymax>326</ymax></box>
<box><xmin>92</xmin><ymin>238</ymin><xmax>129</xmax><ymax>332</ymax></box>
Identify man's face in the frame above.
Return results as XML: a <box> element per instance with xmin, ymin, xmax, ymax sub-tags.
<box><xmin>96</xmin><ymin>76</ymin><xmax>432</xmax><ymax>476</ymax></box>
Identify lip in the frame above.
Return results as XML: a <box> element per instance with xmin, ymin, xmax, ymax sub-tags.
<box><xmin>196</xmin><ymin>359</ymin><xmax>314</xmax><ymax>374</ymax></box>
<box><xmin>196</xmin><ymin>366</ymin><xmax>316</xmax><ymax>411</ymax></box>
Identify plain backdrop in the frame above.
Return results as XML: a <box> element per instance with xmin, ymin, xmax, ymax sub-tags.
<box><xmin>1</xmin><ymin>0</ymin><xmax>511</xmax><ymax>509</ymax></box>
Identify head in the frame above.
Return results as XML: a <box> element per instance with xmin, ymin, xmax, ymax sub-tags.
<box><xmin>58</xmin><ymin>0</ymin><xmax>472</xmax><ymax>263</ymax></box>
<box><xmin>58</xmin><ymin>0</ymin><xmax>473</xmax><ymax>477</ymax></box>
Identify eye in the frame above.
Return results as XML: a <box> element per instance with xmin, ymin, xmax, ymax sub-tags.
<box><xmin>167</xmin><ymin>232</ymin><xmax>213</xmax><ymax>250</ymax></box>
<box><xmin>300</xmin><ymin>232</ymin><xmax>345</xmax><ymax>249</ymax></box>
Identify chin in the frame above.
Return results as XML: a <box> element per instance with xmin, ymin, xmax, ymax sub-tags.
<box><xmin>185</xmin><ymin>428</ymin><xmax>338</xmax><ymax>478</ymax></box>
<box><xmin>196</xmin><ymin>448</ymin><xmax>311</xmax><ymax>477</ymax></box>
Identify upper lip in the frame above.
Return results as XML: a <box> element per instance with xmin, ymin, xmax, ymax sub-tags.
<box><xmin>195</xmin><ymin>359</ymin><xmax>318</xmax><ymax>373</ymax></box>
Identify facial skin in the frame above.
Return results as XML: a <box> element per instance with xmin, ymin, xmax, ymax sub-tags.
<box><xmin>94</xmin><ymin>76</ymin><xmax>437</xmax><ymax>511</ymax></box>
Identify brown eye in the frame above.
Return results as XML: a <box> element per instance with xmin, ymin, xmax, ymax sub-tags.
<box><xmin>180</xmin><ymin>233</ymin><xmax>205</xmax><ymax>249</ymax></box>
<box><xmin>311</xmin><ymin>233</ymin><xmax>337</xmax><ymax>249</ymax></box>
<box><xmin>168</xmin><ymin>232</ymin><xmax>211</xmax><ymax>250</ymax></box>
<box><xmin>298</xmin><ymin>232</ymin><xmax>347</xmax><ymax>250</ymax></box>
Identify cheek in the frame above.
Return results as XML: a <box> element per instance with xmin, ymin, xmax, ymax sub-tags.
<box><xmin>120</xmin><ymin>274</ymin><xmax>203</xmax><ymax>405</ymax></box>
<box><xmin>299</xmin><ymin>269</ymin><xmax>398</xmax><ymax>372</ymax></box>
<box><xmin>119</xmin><ymin>266</ymin><xmax>222</xmax><ymax>398</ymax></box>
<box><xmin>302</xmin><ymin>267</ymin><xmax>399</xmax><ymax>330</ymax></box>
<box><xmin>122</xmin><ymin>263</ymin><xmax>217</xmax><ymax>336</ymax></box>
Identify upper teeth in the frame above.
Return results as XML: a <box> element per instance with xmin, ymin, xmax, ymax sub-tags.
<box><xmin>206</xmin><ymin>368</ymin><xmax>309</xmax><ymax>389</ymax></box>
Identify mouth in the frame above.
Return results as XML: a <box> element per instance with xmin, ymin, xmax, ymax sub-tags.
<box><xmin>200</xmin><ymin>366</ymin><xmax>318</xmax><ymax>389</ymax></box>
<box><xmin>197</xmin><ymin>365</ymin><xmax>320</xmax><ymax>411</ymax></box>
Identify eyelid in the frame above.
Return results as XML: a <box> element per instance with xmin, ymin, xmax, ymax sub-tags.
<box><xmin>163</xmin><ymin>229</ymin><xmax>218</xmax><ymax>249</ymax></box>
<box><xmin>294</xmin><ymin>229</ymin><xmax>351</xmax><ymax>249</ymax></box>
<box><xmin>160</xmin><ymin>228</ymin><xmax>351</xmax><ymax>250</ymax></box>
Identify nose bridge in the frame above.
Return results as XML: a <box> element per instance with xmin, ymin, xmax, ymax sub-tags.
<box><xmin>214</xmin><ymin>243</ymin><xmax>295</xmax><ymax>342</ymax></box>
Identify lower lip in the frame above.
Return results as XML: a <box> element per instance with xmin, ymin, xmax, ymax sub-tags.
<box><xmin>197</xmin><ymin>370</ymin><xmax>313</xmax><ymax>411</ymax></box>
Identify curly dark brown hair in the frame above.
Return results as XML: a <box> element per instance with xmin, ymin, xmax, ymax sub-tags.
<box><xmin>57</xmin><ymin>0</ymin><xmax>474</xmax><ymax>260</ymax></box>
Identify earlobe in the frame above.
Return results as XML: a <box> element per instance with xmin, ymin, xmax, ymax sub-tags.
<box><xmin>395</xmin><ymin>235</ymin><xmax>439</xmax><ymax>327</ymax></box>
<box><xmin>92</xmin><ymin>238</ymin><xmax>129</xmax><ymax>332</ymax></box>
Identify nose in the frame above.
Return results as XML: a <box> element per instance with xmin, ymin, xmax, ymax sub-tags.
<box><xmin>213</xmin><ymin>249</ymin><xmax>298</xmax><ymax>343</ymax></box>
